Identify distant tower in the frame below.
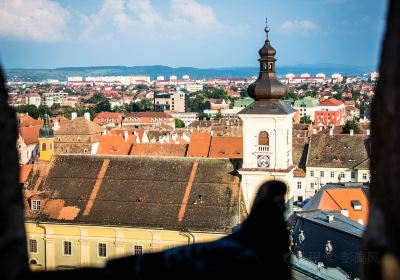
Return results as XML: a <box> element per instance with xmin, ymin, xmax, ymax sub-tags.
<box><xmin>238</xmin><ymin>18</ymin><xmax>295</xmax><ymax>215</ymax></box>
<box><xmin>38</xmin><ymin>114</ymin><xmax>54</xmax><ymax>161</ymax></box>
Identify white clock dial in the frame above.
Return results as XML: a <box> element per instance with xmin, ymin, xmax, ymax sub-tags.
<box><xmin>257</xmin><ymin>155</ymin><xmax>270</xmax><ymax>168</ymax></box>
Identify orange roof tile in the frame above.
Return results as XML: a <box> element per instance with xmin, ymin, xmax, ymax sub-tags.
<box><xmin>208</xmin><ymin>137</ymin><xmax>243</xmax><ymax>158</ymax></box>
<box><xmin>320</xmin><ymin>98</ymin><xmax>344</xmax><ymax>107</ymax></box>
<box><xmin>131</xmin><ymin>143</ymin><xmax>187</xmax><ymax>157</ymax></box>
<box><xmin>186</xmin><ymin>133</ymin><xmax>212</xmax><ymax>157</ymax></box>
<box><xmin>96</xmin><ymin>135</ymin><xmax>134</xmax><ymax>155</ymax></box>
<box><xmin>19</xmin><ymin>125</ymin><xmax>41</xmax><ymax>145</ymax></box>
<box><xmin>320</xmin><ymin>188</ymin><xmax>369</xmax><ymax>224</ymax></box>
<box><xmin>19</xmin><ymin>164</ymin><xmax>33</xmax><ymax>184</ymax></box>
<box><xmin>18</xmin><ymin>115</ymin><xmax>42</xmax><ymax>127</ymax></box>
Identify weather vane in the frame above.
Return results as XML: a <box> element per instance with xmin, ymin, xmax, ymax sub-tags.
<box><xmin>265</xmin><ymin>16</ymin><xmax>270</xmax><ymax>41</ymax></box>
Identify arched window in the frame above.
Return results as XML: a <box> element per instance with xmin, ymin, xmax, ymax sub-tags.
<box><xmin>41</xmin><ymin>143</ymin><xmax>47</xmax><ymax>151</ymax></box>
<box><xmin>258</xmin><ymin>131</ymin><xmax>269</xmax><ymax>146</ymax></box>
<box><xmin>29</xmin><ymin>259</ymin><xmax>37</xmax><ymax>265</ymax></box>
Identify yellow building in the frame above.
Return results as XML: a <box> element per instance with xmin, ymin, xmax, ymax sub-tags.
<box><xmin>38</xmin><ymin>114</ymin><xmax>54</xmax><ymax>161</ymax></box>
<box><xmin>23</xmin><ymin>155</ymin><xmax>242</xmax><ymax>270</ymax></box>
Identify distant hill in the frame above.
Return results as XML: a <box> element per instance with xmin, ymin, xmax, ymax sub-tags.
<box><xmin>5</xmin><ymin>64</ymin><xmax>376</xmax><ymax>82</ymax></box>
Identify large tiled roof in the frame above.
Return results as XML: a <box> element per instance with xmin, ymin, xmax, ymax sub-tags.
<box><xmin>55</xmin><ymin>117</ymin><xmax>104</xmax><ymax>135</ymax></box>
<box><xmin>208</xmin><ymin>137</ymin><xmax>243</xmax><ymax>159</ymax></box>
<box><xmin>24</xmin><ymin>155</ymin><xmax>241</xmax><ymax>233</ymax></box>
<box><xmin>306</xmin><ymin>134</ymin><xmax>370</xmax><ymax>168</ymax></box>
<box><xmin>131</xmin><ymin>143</ymin><xmax>188</xmax><ymax>157</ymax></box>
<box><xmin>187</xmin><ymin>133</ymin><xmax>212</xmax><ymax>157</ymax></box>
<box><xmin>238</xmin><ymin>100</ymin><xmax>295</xmax><ymax>115</ymax></box>
<box><xmin>319</xmin><ymin>98</ymin><xmax>344</xmax><ymax>107</ymax></box>
<box><xmin>96</xmin><ymin>135</ymin><xmax>134</xmax><ymax>155</ymax></box>
<box><xmin>302</xmin><ymin>184</ymin><xmax>369</xmax><ymax>225</ymax></box>
<box><xmin>19</xmin><ymin>125</ymin><xmax>41</xmax><ymax>145</ymax></box>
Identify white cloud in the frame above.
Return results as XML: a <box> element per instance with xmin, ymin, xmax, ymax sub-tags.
<box><xmin>0</xmin><ymin>0</ymin><xmax>70</xmax><ymax>42</ymax></box>
<box><xmin>80</xmin><ymin>0</ymin><xmax>224</xmax><ymax>42</ymax></box>
<box><xmin>127</xmin><ymin>0</ymin><xmax>162</xmax><ymax>25</ymax></box>
<box><xmin>170</xmin><ymin>0</ymin><xmax>219</xmax><ymax>27</ymax></box>
<box><xmin>279</xmin><ymin>20</ymin><xmax>319</xmax><ymax>35</ymax></box>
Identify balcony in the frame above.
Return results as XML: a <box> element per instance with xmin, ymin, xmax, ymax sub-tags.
<box><xmin>257</xmin><ymin>145</ymin><xmax>270</xmax><ymax>152</ymax></box>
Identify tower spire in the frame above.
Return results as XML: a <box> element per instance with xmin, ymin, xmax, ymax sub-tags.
<box><xmin>265</xmin><ymin>17</ymin><xmax>270</xmax><ymax>41</ymax></box>
<box><xmin>246</xmin><ymin>18</ymin><xmax>287</xmax><ymax>101</ymax></box>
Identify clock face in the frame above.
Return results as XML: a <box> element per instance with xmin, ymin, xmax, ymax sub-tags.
<box><xmin>257</xmin><ymin>155</ymin><xmax>270</xmax><ymax>168</ymax></box>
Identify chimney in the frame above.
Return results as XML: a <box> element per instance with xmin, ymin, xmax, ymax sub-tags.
<box><xmin>124</xmin><ymin>131</ymin><xmax>128</xmax><ymax>142</ymax></box>
<box><xmin>71</xmin><ymin>112</ymin><xmax>77</xmax><ymax>120</ymax></box>
<box><xmin>84</xmin><ymin>112</ymin><xmax>90</xmax><ymax>121</ymax></box>
<box><xmin>367</xmin><ymin>129</ymin><xmax>370</xmax><ymax>136</ymax></box>
<box><xmin>340</xmin><ymin>209</ymin><xmax>349</xmax><ymax>217</ymax></box>
<box><xmin>313</xmin><ymin>128</ymin><xmax>317</xmax><ymax>134</ymax></box>
<box><xmin>350</xmin><ymin>129</ymin><xmax>354</xmax><ymax>136</ymax></box>
<box><xmin>102</xmin><ymin>130</ymin><xmax>107</xmax><ymax>135</ymax></box>
<box><xmin>210</xmin><ymin>130</ymin><xmax>214</xmax><ymax>136</ymax></box>
<box><xmin>327</xmin><ymin>214</ymin><xmax>334</xmax><ymax>223</ymax></box>
<box><xmin>329</xmin><ymin>128</ymin><xmax>333</xmax><ymax>136</ymax></box>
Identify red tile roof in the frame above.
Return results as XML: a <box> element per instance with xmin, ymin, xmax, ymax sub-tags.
<box><xmin>96</xmin><ymin>135</ymin><xmax>134</xmax><ymax>155</ymax></box>
<box><xmin>186</xmin><ymin>133</ymin><xmax>212</xmax><ymax>157</ymax></box>
<box><xmin>19</xmin><ymin>125</ymin><xmax>41</xmax><ymax>145</ymax></box>
<box><xmin>18</xmin><ymin>115</ymin><xmax>43</xmax><ymax>127</ymax></box>
<box><xmin>319</xmin><ymin>98</ymin><xmax>344</xmax><ymax>107</ymax></box>
<box><xmin>20</xmin><ymin>164</ymin><xmax>33</xmax><ymax>184</ymax></box>
<box><xmin>319</xmin><ymin>188</ymin><xmax>369</xmax><ymax>225</ymax></box>
<box><xmin>131</xmin><ymin>143</ymin><xmax>187</xmax><ymax>157</ymax></box>
<box><xmin>208</xmin><ymin>137</ymin><xmax>243</xmax><ymax>158</ymax></box>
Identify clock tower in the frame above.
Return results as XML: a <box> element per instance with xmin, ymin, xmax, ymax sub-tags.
<box><xmin>238</xmin><ymin>19</ymin><xmax>296</xmax><ymax>215</ymax></box>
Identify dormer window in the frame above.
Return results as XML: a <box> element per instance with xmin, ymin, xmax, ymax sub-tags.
<box><xmin>58</xmin><ymin>137</ymin><xmax>61</xmax><ymax>142</ymax></box>
<box><xmin>31</xmin><ymin>200</ymin><xmax>41</xmax><ymax>210</ymax></box>
<box><xmin>77</xmin><ymin>137</ymin><xmax>81</xmax><ymax>142</ymax></box>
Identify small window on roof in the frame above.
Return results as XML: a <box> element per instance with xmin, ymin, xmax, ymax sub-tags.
<box><xmin>31</xmin><ymin>200</ymin><xmax>41</xmax><ymax>211</ymax></box>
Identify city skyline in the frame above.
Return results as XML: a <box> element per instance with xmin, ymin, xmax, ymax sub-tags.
<box><xmin>0</xmin><ymin>0</ymin><xmax>387</xmax><ymax>69</ymax></box>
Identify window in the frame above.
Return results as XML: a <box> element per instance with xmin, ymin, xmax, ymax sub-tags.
<box><xmin>29</xmin><ymin>259</ymin><xmax>38</xmax><ymax>265</ymax></box>
<box><xmin>41</xmin><ymin>143</ymin><xmax>47</xmax><ymax>151</ymax></box>
<box><xmin>297</xmin><ymin>181</ymin><xmax>302</xmax><ymax>189</ymax></box>
<box><xmin>298</xmin><ymin>196</ymin><xmax>303</xmax><ymax>202</ymax></box>
<box><xmin>134</xmin><ymin>245</ymin><xmax>143</xmax><ymax>255</ymax></box>
<box><xmin>98</xmin><ymin>243</ymin><xmax>107</xmax><ymax>258</ymax></box>
<box><xmin>258</xmin><ymin>131</ymin><xmax>269</xmax><ymax>146</ymax></box>
<box><xmin>64</xmin><ymin>148</ymin><xmax>69</xmax><ymax>153</ymax></box>
<box><xmin>63</xmin><ymin>241</ymin><xmax>72</xmax><ymax>256</ymax></box>
<box><xmin>320</xmin><ymin>171</ymin><xmax>324</xmax><ymax>177</ymax></box>
<box><xmin>29</xmin><ymin>239</ymin><xmax>38</xmax><ymax>253</ymax></box>
<box><xmin>310</xmin><ymin>171</ymin><xmax>314</xmax><ymax>177</ymax></box>
<box><xmin>330</xmin><ymin>171</ymin><xmax>335</xmax><ymax>178</ymax></box>
<box><xmin>363</xmin><ymin>173</ymin><xmax>367</xmax><ymax>180</ymax></box>
<box><xmin>31</xmin><ymin>200</ymin><xmax>41</xmax><ymax>210</ymax></box>
<box><xmin>310</xmin><ymin>183</ymin><xmax>315</xmax><ymax>189</ymax></box>
<box><xmin>77</xmin><ymin>137</ymin><xmax>81</xmax><ymax>142</ymax></box>
<box><xmin>83</xmin><ymin>148</ymin><xmax>88</xmax><ymax>154</ymax></box>
<box><xmin>58</xmin><ymin>137</ymin><xmax>61</xmax><ymax>142</ymax></box>
<box><xmin>340</xmin><ymin>172</ymin><xmax>346</xmax><ymax>178</ymax></box>
<box><xmin>351</xmin><ymin>171</ymin><xmax>356</xmax><ymax>179</ymax></box>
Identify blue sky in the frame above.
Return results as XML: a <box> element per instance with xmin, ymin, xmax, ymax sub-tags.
<box><xmin>0</xmin><ymin>0</ymin><xmax>387</xmax><ymax>69</ymax></box>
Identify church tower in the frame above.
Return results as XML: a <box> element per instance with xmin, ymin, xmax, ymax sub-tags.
<box><xmin>38</xmin><ymin>114</ymin><xmax>54</xmax><ymax>161</ymax></box>
<box><xmin>238</xmin><ymin>19</ymin><xmax>295</xmax><ymax>214</ymax></box>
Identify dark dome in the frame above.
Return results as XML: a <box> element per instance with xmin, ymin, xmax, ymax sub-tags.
<box><xmin>259</xmin><ymin>40</ymin><xmax>276</xmax><ymax>57</ymax></box>
<box><xmin>247</xmin><ymin>22</ymin><xmax>287</xmax><ymax>101</ymax></box>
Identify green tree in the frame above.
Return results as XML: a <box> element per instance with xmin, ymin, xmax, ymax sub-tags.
<box><xmin>95</xmin><ymin>99</ymin><xmax>111</xmax><ymax>113</ymax></box>
<box><xmin>15</xmin><ymin>105</ymin><xmax>40</xmax><ymax>119</ymax></box>
<box><xmin>38</xmin><ymin>105</ymin><xmax>53</xmax><ymax>117</ymax></box>
<box><xmin>126</xmin><ymin>102</ymin><xmax>142</xmax><ymax>112</ymax></box>
<box><xmin>175</xmin><ymin>119</ymin><xmax>185</xmax><ymax>128</ymax></box>
<box><xmin>283</xmin><ymin>91</ymin><xmax>298</xmax><ymax>100</ymax></box>
<box><xmin>342</xmin><ymin>120</ymin><xmax>361</xmax><ymax>134</ymax></box>
<box><xmin>198</xmin><ymin>113</ymin><xmax>210</xmax><ymax>121</ymax></box>
<box><xmin>300</xmin><ymin>115</ymin><xmax>312</xmax><ymax>124</ymax></box>
<box><xmin>205</xmin><ymin>88</ymin><xmax>229</xmax><ymax>100</ymax></box>
<box><xmin>50</xmin><ymin>103</ymin><xmax>61</xmax><ymax>111</ymax></box>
